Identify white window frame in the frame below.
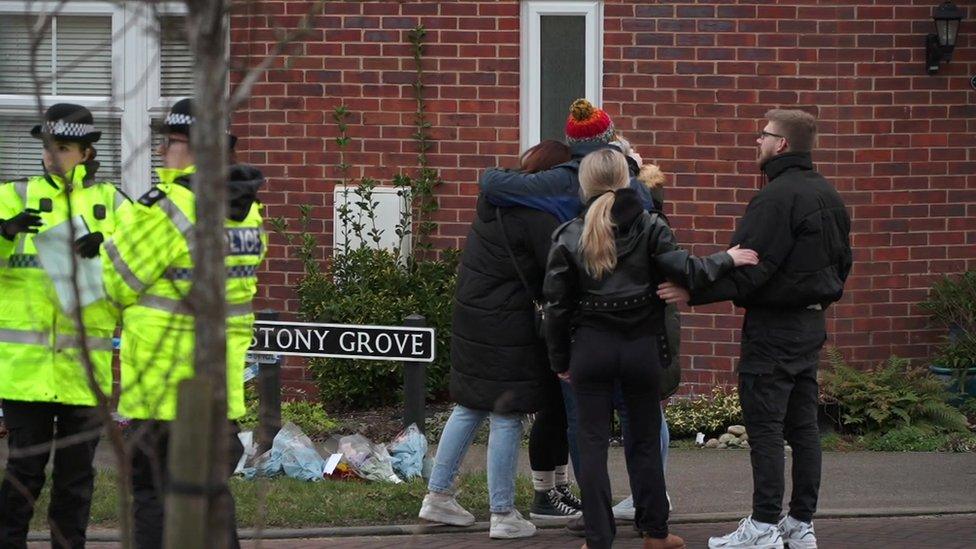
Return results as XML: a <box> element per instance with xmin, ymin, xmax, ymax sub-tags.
<box><xmin>0</xmin><ymin>1</ymin><xmax>189</xmax><ymax>196</ymax></box>
<box><xmin>520</xmin><ymin>0</ymin><xmax>603</xmax><ymax>153</ymax></box>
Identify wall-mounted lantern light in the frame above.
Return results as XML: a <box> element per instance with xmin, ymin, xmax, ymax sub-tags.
<box><xmin>926</xmin><ymin>1</ymin><xmax>964</xmax><ymax>74</ymax></box>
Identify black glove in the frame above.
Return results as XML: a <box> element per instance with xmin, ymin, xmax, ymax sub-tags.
<box><xmin>74</xmin><ymin>232</ymin><xmax>104</xmax><ymax>258</ymax></box>
<box><xmin>0</xmin><ymin>209</ymin><xmax>42</xmax><ymax>240</ymax></box>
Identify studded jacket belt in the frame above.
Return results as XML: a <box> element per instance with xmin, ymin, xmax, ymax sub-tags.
<box><xmin>577</xmin><ymin>291</ymin><xmax>659</xmax><ymax>312</ymax></box>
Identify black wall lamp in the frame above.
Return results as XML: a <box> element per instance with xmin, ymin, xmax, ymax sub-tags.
<box><xmin>926</xmin><ymin>1</ymin><xmax>964</xmax><ymax>74</ymax></box>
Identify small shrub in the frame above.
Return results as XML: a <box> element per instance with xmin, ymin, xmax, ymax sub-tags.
<box><xmin>239</xmin><ymin>384</ymin><xmax>338</xmax><ymax>436</ymax></box>
<box><xmin>957</xmin><ymin>397</ymin><xmax>976</xmax><ymax>424</ymax></box>
<box><xmin>822</xmin><ymin>349</ymin><xmax>971</xmax><ymax>435</ymax></box>
<box><xmin>665</xmin><ymin>386</ymin><xmax>743</xmax><ymax>438</ymax></box>
<box><xmin>862</xmin><ymin>425</ymin><xmax>947</xmax><ymax>452</ymax></box>
<box><xmin>942</xmin><ymin>431</ymin><xmax>976</xmax><ymax>452</ymax></box>
<box><xmin>921</xmin><ymin>271</ymin><xmax>976</xmax><ymax>394</ymax></box>
<box><xmin>299</xmin><ymin>247</ymin><xmax>457</xmax><ymax>410</ymax></box>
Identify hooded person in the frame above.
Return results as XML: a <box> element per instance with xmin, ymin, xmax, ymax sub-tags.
<box><xmin>101</xmin><ymin>98</ymin><xmax>264</xmax><ymax>549</ymax></box>
<box><xmin>0</xmin><ymin>103</ymin><xmax>131</xmax><ymax>548</ymax></box>
<box><xmin>478</xmin><ymin>98</ymin><xmax>654</xmax><ymax>222</ymax></box>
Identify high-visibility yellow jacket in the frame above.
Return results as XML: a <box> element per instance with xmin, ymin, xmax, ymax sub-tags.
<box><xmin>0</xmin><ymin>165</ymin><xmax>129</xmax><ymax>405</ymax></box>
<box><xmin>103</xmin><ymin>165</ymin><xmax>266</xmax><ymax>421</ymax></box>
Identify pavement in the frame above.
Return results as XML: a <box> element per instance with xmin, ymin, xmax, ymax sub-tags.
<box><xmin>28</xmin><ymin>514</ymin><xmax>976</xmax><ymax>548</ymax></box>
<box><xmin>7</xmin><ymin>440</ymin><xmax>976</xmax><ymax>547</ymax></box>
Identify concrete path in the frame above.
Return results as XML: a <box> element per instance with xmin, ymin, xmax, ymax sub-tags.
<box><xmin>30</xmin><ymin>514</ymin><xmax>976</xmax><ymax>548</ymax></box>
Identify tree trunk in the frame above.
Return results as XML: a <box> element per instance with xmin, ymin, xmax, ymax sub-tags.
<box><xmin>165</xmin><ymin>0</ymin><xmax>231</xmax><ymax>547</ymax></box>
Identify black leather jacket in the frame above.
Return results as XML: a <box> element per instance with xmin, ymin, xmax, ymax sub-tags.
<box><xmin>543</xmin><ymin>188</ymin><xmax>733</xmax><ymax>373</ymax></box>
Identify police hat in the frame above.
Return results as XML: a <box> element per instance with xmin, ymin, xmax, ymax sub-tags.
<box><xmin>156</xmin><ymin>98</ymin><xmax>195</xmax><ymax>137</ymax></box>
<box><xmin>155</xmin><ymin>98</ymin><xmax>238</xmax><ymax>149</ymax></box>
<box><xmin>30</xmin><ymin>103</ymin><xmax>102</xmax><ymax>143</ymax></box>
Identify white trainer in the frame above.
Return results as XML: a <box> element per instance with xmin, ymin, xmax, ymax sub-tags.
<box><xmin>489</xmin><ymin>509</ymin><xmax>537</xmax><ymax>539</ymax></box>
<box><xmin>778</xmin><ymin>515</ymin><xmax>817</xmax><ymax>549</ymax></box>
<box><xmin>418</xmin><ymin>492</ymin><xmax>475</xmax><ymax>526</ymax></box>
<box><xmin>612</xmin><ymin>492</ymin><xmax>674</xmax><ymax>521</ymax></box>
<box><xmin>708</xmin><ymin>516</ymin><xmax>784</xmax><ymax>549</ymax></box>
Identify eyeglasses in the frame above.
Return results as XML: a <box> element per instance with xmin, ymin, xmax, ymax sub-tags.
<box><xmin>759</xmin><ymin>130</ymin><xmax>786</xmax><ymax>140</ymax></box>
<box><xmin>161</xmin><ymin>135</ymin><xmax>189</xmax><ymax>148</ymax></box>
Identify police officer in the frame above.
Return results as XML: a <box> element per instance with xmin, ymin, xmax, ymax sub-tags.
<box><xmin>658</xmin><ymin>109</ymin><xmax>852</xmax><ymax>549</ymax></box>
<box><xmin>0</xmin><ymin>103</ymin><xmax>130</xmax><ymax>548</ymax></box>
<box><xmin>101</xmin><ymin>98</ymin><xmax>265</xmax><ymax>549</ymax></box>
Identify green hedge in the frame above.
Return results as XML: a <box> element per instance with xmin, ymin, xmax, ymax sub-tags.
<box><xmin>297</xmin><ymin>247</ymin><xmax>457</xmax><ymax>410</ymax></box>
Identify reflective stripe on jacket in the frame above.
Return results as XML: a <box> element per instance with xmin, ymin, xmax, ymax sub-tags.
<box><xmin>103</xmin><ymin>165</ymin><xmax>266</xmax><ymax>420</ymax></box>
<box><xmin>0</xmin><ymin>164</ymin><xmax>129</xmax><ymax>405</ymax></box>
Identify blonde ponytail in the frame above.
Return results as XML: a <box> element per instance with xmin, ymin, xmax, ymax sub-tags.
<box><xmin>581</xmin><ymin>192</ymin><xmax>617</xmax><ymax>278</ymax></box>
<box><xmin>578</xmin><ymin>148</ymin><xmax>630</xmax><ymax>279</ymax></box>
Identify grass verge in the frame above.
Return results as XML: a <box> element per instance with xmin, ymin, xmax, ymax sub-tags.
<box><xmin>20</xmin><ymin>470</ymin><xmax>536</xmax><ymax>529</ymax></box>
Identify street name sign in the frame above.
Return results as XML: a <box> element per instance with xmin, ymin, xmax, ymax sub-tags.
<box><xmin>249</xmin><ymin>320</ymin><xmax>435</xmax><ymax>363</ymax></box>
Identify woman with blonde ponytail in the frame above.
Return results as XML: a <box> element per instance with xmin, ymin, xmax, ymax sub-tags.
<box><xmin>544</xmin><ymin>149</ymin><xmax>759</xmax><ymax>549</ymax></box>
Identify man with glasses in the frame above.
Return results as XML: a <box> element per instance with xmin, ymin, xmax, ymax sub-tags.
<box><xmin>102</xmin><ymin>98</ymin><xmax>264</xmax><ymax>549</ymax></box>
<box><xmin>658</xmin><ymin>109</ymin><xmax>852</xmax><ymax>549</ymax></box>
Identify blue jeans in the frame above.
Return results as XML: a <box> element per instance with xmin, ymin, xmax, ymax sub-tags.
<box><xmin>562</xmin><ymin>380</ymin><xmax>670</xmax><ymax>475</ymax></box>
<box><xmin>427</xmin><ymin>404</ymin><xmax>524</xmax><ymax>513</ymax></box>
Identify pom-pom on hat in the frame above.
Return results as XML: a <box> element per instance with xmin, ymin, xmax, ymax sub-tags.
<box><xmin>565</xmin><ymin>98</ymin><xmax>615</xmax><ymax>145</ymax></box>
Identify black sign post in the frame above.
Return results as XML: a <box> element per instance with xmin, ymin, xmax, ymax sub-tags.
<box><xmin>254</xmin><ymin>310</ymin><xmax>281</xmax><ymax>454</ymax></box>
<box><xmin>401</xmin><ymin>314</ymin><xmax>428</xmax><ymax>433</ymax></box>
<box><xmin>246</xmin><ymin>314</ymin><xmax>434</xmax><ymax>439</ymax></box>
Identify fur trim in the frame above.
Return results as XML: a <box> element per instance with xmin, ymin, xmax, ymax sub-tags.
<box><xmin>637</xmin><ymin>164</ymin><xmax>666</xmax><ymax>189</ymax></box>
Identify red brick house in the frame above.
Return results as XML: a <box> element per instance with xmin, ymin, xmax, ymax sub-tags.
<box><xmin>4</xmin><ymin>1</ymin><xmax>972</xmax><ymax>397</ymax></box>
<box><xmin>225</xmin><ymin>1</ymin><xmax>975</xmax><ymax>395</ymax></box>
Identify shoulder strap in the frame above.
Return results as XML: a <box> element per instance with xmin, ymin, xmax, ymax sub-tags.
<box><xmin>495</xmin><ymin>207</ymin><xmax>541</xmax><ymax>304</ymax></box>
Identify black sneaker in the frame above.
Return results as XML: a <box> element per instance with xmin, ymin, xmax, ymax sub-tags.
<box><xmin>529</xmin><ymin>488</ymin><xmax>582</xmax><ymax>520</ymax></box>
<box><xmin>566</xmin><ymin>514</ymin><xmax>586</xmax><ymax>537</ymax></box>
<box><xmin>555</xmin><ymin>484</ymin><xmax>583</xmax><ymax>511</ymax></box>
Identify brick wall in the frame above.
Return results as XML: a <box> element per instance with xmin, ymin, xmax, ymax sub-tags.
<box><xmin>230</xmin><ymin>1</ymin><xmax>976</xmax><ymax>397</ymax></box>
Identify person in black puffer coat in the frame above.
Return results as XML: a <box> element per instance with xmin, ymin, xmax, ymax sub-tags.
<box><xmin>418</xmin><ymin>141</ymin><xmax>569</xmax><ymax>540</ymax></box>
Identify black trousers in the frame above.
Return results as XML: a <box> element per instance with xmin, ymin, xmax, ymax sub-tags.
<box><xmin>128</xmin><ymin>419</ymin><xmax>244</xmax><ymax>549</ymax></box>
<box><xmin>739</xmin><ymin>308</ymin><xmax>825</xmax><ymax>525</ymax></box>
<box><xmin>570</xmin><ymin>327</ymin><xmax>668</xmax><ymax>549</ymax></box>
<box><xmin>528</xmin><ymin>376</ymin><xmax>569</xmax><ymax>472</ymax></box>
<box><xmin>0</xmin><ymin>400</ymin><xmax>102</xmax><ymax>549</ymax></box>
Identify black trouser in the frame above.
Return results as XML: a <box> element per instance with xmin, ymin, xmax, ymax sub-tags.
<box><xmin>0</xmin><ymin>400</ymin><xmax>102</xmax><ymax>549</ymax></box>
<box><xmin>739</xmin><ymin>308</ymin><xmax>825</xmax><ymax>525</ymax></box>
<box><xmin>128</xmin><ymin>419</ymin><xmax>243</xmax><ymax>549</ymax></box>
<box><xmin>528</xmin><ymin>376</ymin><xmax>568</xmax><ymax>472</ymax></box>
<box><xmin>571</xmin><ymin>327</ymin><xmax>668</xmax><ymax>549</ymax></box>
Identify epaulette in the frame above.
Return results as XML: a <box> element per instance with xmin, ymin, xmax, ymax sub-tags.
<box><xmin>138</xmin><ymin>187</ymin><xmax>167</xmax><ymax>206</ymax></box>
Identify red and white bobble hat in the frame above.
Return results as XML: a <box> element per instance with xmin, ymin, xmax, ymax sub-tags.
<box><xmin>564</xmin><ymin>98</ymin><xmax>615</xmax><ymax>145</ymax></box>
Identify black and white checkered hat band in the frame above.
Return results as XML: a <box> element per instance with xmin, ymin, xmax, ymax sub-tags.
<box><xmin>165</xmin><ymin>113</ymin><xmax>195</xmax><ymax>126</ymax></box>
<box><xmin>43</xmin><ymin>121</ymin><xmax>96</xmax><ymax>137</ymax></box>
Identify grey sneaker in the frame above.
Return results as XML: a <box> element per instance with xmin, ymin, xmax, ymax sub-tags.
<box><xmin>489</xmin><ymin>509</ymin><xmax>537</xmax><ymax>539</ymax></box>
<box><xmin>778</xmin><ymin>515</ymin><xmax>817</xmax><ymax>549</ymax></box>
<box><xmin>418</xmin><ymin>492</ymin><xmax>475</xmax><ymax>526</ymax></box>
<box><xmin>708</xmin><ymin>516</ymin><xmax>784</xmax><ymax>549</ymax></box>
<box><xmin>613</xmin><ymin>495</ymin><xmax>636</xmax><ymax>520</ymax></box>
<box><xmin>613</xmin><ymin>492</ymin><xmax>674</xmax><ymax>521</ymax></box>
